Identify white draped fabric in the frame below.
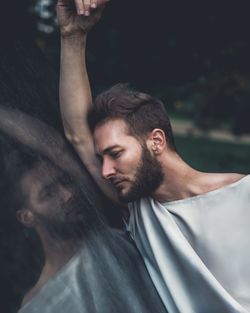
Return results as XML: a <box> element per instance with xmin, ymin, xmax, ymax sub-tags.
<box><xmin>18</xmin><ymin>231</ymin><xmax>167</xmax><ymax>313</ymax></box>
<box><xmin>128</xmin><ymin>175</ymin><xmax>250</xmax><ymax>313</ymax></box>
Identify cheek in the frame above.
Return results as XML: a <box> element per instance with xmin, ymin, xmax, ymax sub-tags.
<box><xmin>36</xmin><ymin>203</ymin><xmax>49</xmax><ymax>214</ymax></box>
<box><xmin>118</xmin><ymin>150</ymin><xmax>142</xmax><ymax>172</ymax></box>
<box><xmin>33</xmin><ymin>199</ymin><xmax>56</xmax><ymax>215</ymax></box>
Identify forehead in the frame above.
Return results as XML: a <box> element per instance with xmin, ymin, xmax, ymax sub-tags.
<box><xmin>94</xmin><ymin>118</ymin><xmax>136</xmax><ymax>153</ymax></box>
<box><xmin>21</xmin><ymin>163</ymin><xmax>60</xmax><ymax>193</ymax></box>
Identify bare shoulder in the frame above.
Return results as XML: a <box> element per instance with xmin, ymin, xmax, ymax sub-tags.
<box><xmin>206</xmin><ymin>172</ymin><xmax>246</xmax><ymax>190</ymax></box>
<box><xmin>21</xmin><ymin>284</ymin><xmax>39</xmax><ymax>307</ymax></box>
<box><xmin>21</xmin><ymin>274</ymin><xmax>46</xmax><ymax>307</ymax></box>
<box><xmin>219</xmin><ymin>173</ymin><xmax>245</xmax><ymax>186</ymax></box>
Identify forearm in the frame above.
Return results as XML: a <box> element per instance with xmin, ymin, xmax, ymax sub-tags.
<box><xmin>0</xmin><ymin>106</ymin><xmax>84</xmax><ymax>178</ymax></box>
<box><xmin>59</xmin><ymin>34</ymin><xmax>100</xmax><ymax>175</ymax></box>
<box><xmin>59</xmin><ymin>37</ymin><xmax>121</xmax><ymax>203</ymax></box>
<box><xmin>60</xmin><ymin>34</ymin><xmax>92</xmax><ymax>145</ymax></box>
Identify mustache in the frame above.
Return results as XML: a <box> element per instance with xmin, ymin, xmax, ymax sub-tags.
<box><xmin>109</xmin><ymin>176</ymin><xmax>128</xmax><ymax>185</ymax></box>
<box><xmin>62</xmin><ymin>196</ymin><xmax>83</xmax><ymax>214</ymax></box>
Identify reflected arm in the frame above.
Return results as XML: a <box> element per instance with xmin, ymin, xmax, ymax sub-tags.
<box><xmin>0</xmin><ymin>106</ymin><xmax>85</xmax><ymax>178</ymax></box>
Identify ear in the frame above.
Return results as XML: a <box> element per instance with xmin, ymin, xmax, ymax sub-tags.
<box><xmin>16</xmin><ymin>209</ymin><xmax>36</xmax><ymax>228</ymax></box>
<box><xmin>147</xmin><ymin>128</ymin><xmax>166</xmax><ymax>155</ymax></box>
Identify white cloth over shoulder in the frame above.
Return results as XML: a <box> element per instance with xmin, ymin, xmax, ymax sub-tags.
<box><xmin>18</xmin><ymin>231</ymin><xmax>167</xmax><ymax>313</ymax></box>
<box><xmin>128</xmin><ymin>175</ymin><xmax>250</xmax><ymax>313</ymax></box>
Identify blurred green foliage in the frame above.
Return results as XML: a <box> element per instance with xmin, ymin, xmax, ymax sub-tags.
<box><xmin>176</xmin><ymin>136</ymin><xmax>250</xmax><ymax>173</ymax></box>
<box><xmin>162</xmin><ymin>72</ymin><xmax>250</xmax><ymax>135</ymax></box>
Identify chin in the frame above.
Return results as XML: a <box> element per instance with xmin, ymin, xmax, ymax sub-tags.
<box><xmin>119</xmin><ymin>186</ymin><xmax>130</xmax><ymax>197</ymax></box>
<box><xmin>118</xmin><ymin>190</ymin><xmax>136</xmax><ymax>203</ymax></box>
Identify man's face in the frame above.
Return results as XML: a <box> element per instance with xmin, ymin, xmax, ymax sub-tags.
<box><xmin>20</xmin><ymin>163</ymin><xmax>85</xmax><ymax>239</ymax></box>
<box><xmin>94</xmin><ymin>119</ymin><xmax>164</xmax><ymax>202</ymax></box>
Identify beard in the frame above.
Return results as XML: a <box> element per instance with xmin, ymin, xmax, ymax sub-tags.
<box><xmin>37</xmin><ymin>215</ymin><xmax>86</xmax><ymax>241</ymax></box>
<box><xmin>35</xmin><ymin>213</ymin><xmax>87</xmax><ymax>241</ymax></box>
<box><xmin>33</xmin><ymin>198</ymin><xmax>89</xmax><ymax>241</ymax></box>
<box><xmin>119</xmin><ymin>145</ymin><xmax>164</xmax><ymax>203</ymax></box>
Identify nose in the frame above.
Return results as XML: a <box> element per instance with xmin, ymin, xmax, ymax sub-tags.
<box><xmin>102</xmin><ymin>158</ymin><xmax>116</xmax><ymax>179</ymax></box>
<box><xmin>59</xmin><ymin>185</ymin><xmax>74</xmax><ymax>203</ymax></box>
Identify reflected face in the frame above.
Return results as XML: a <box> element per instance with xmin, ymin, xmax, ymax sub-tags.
<box><xmin>94</xmin><ymin>119</ymin><xmax>163</xmax><ymax>202</ymax></box>
<box><xmin>21</xmin><ymin>162</ymin><xmax>85</xmax><ymax>239</ymax></box>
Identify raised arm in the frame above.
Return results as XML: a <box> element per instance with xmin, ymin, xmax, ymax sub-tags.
<box><xmin>57</xmin><ymin>0</ymin><xmax>121</xmax><ymax>204</ymax></box>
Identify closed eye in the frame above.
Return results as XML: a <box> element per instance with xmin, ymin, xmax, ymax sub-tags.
<box><xmin>96</xmin><ymin>154</ymin><xmax>103</xmax><ymax>163</ymax></box>
<box><xmin>40</xmin><ymin>184</ymin><xmax>57</xmax><ymax>200</ymax></box>
<box><xmin>110</xmin><ymin>151</ymin><xmax>122</xmax><ymax>159</ymax></box>
<box><xmin>58</xmin><ymin>174</ymin><xmax>72</xmax><ymax>187</ymax></box>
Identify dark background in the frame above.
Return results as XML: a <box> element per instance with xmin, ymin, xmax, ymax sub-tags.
<box><xmin>0</xmin><ymin>1</ymin><xmax>250</xmax><ymax>312</ymax></box>
<box><xmin>2</xmin><ymin>0</ymin><xmax>250</xmax><ymax>131</ymax></box>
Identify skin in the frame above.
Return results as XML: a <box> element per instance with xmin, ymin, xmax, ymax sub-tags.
<box><xmin>21</xmin><ymin>165</ymin><xmax>75</xmax><ymax>221</ymax></box>
<box><xmin>94</xmin><ymin>118</ymin><xmax>164</xmax><ymax>202</ymax></box>
<box><xmin>19</xmin><ymin>163</ymin><xmax>86</xmax><ymax>238</ymax></box>
<box><xmin>94</xmin><ymin>119</ymin><xmax>144</xmax><ymax>199</ymax></box>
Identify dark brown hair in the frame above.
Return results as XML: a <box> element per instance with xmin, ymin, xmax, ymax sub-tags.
<box><xmin>89</xmin><ymin>84</ymin><xmax>176</xmax><ymax>150</ymax></box>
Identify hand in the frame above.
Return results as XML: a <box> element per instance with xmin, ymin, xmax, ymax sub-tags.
<box><xmin>57</xmin><ymin>0</ymin><xmax>107</xmax><ymax>37</ymax></box>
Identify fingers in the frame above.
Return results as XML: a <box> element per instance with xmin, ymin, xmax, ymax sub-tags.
<box><xmin>74</xmin><ymin>0</ymin><xmax>90</xmax><ymax>16</ymax></box>
<box><xmin>74</xmin><ymin>0</ymin><xmax>84</xmax><ymax>15</ymax></box>
<box><xmin>83</xmin><ymin>0</ymin><xmax>91</xmax><ymax>16</ymax></box>
<box><xmin>74</xmin><ymin>0</ymin><xmax>108</xmax><ymax>16</ymax></box>
<box><xmin>90</xmin><ymin>0</ymin><xmax>97</xmax><ymax>9</ymax></box>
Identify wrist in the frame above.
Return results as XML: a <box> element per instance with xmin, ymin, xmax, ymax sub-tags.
<box><xmin>61</xmin><ymin>32</ymin><xmax>87</xmax><ymax>47</ymax></box>
<box><xmin>60</xmin><ymin>31</ymin><xmax>87</xmax><ymax>42</ymax></box>
<box><xmin>60</xmin><ymin>34</ymin><xmax>87</xmax><ymax>59</ymax></box>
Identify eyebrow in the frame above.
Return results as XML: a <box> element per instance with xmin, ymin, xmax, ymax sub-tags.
<box><xmin>38</xmin><ymin>174</ymin><xmax>62</xmax><ymax>198</ymax></box>
<box><xmin>97</xmin><ymin>145</ymin><xmax>121</xmax><ymax>157</ymax></box>
<box><xmin>38</xmin><ymin>183</ymin><xmax>53</xmax><ymax>199</ymax></box>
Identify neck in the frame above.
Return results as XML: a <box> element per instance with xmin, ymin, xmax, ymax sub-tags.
<box><xmin>22</xmin><ymin>231</ymin><xmax>80</xmax><ymax>306</ymax></box>
<box><xmin>38</xmin><ymin>230</ymin><xmax>80</xmax><ymax>275</ymax></box>
<box><xmin>152</xmin><ymin>151</ymin><xmax>204</xmax><ymax>203</ymax></box>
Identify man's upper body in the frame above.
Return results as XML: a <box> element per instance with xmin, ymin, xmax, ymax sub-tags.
<box><xmin>58</xmin><ymin>1</ymin><xmax>250</xmax><ymax>312</ymax></box>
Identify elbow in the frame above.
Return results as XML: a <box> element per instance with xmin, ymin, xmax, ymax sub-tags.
<box><xmin>64</xmin><ymin>129</ymin><xmax>78</xmax><ymax>144</ymax></box>
<box><xmin>65</xmin><ymin>130</ymin><xmax>85</xmax><ymax>147</ymax></box>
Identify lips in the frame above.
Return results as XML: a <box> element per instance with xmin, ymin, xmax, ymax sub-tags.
<box><xmin>64</xmin><ymin>199</ymin><xmax>82</xmax><ymax>216</ymax></box>
<box><xmin>65</xmin><ymin>207</ymin><xmax>80</xmax><ymax>216</ymax></box>
<box><xmin>110</xmin><ymin>178</ymin><xmax>126</xmax><ymax>188</ymax></box>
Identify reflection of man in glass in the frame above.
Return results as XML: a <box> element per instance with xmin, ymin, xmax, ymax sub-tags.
<box><xmin>12</xmin><ymin>155</ymin><xmax>94</xmax><ymax>306</ymax></box>
<box><xmin>19</xmin><ymin>160</ymin><xmax>85</xmax><ymax>241</ymax></box>
<box><xmin>6</xmin><ymin>151</ymin><xmax>166</xmax><ymax>313</ymax></box>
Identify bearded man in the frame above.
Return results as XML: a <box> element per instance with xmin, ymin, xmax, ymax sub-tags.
<box><xmin>58</xmin><ymin>1</ymin><xmax>250</xmax><ymax>313</ymax></box>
